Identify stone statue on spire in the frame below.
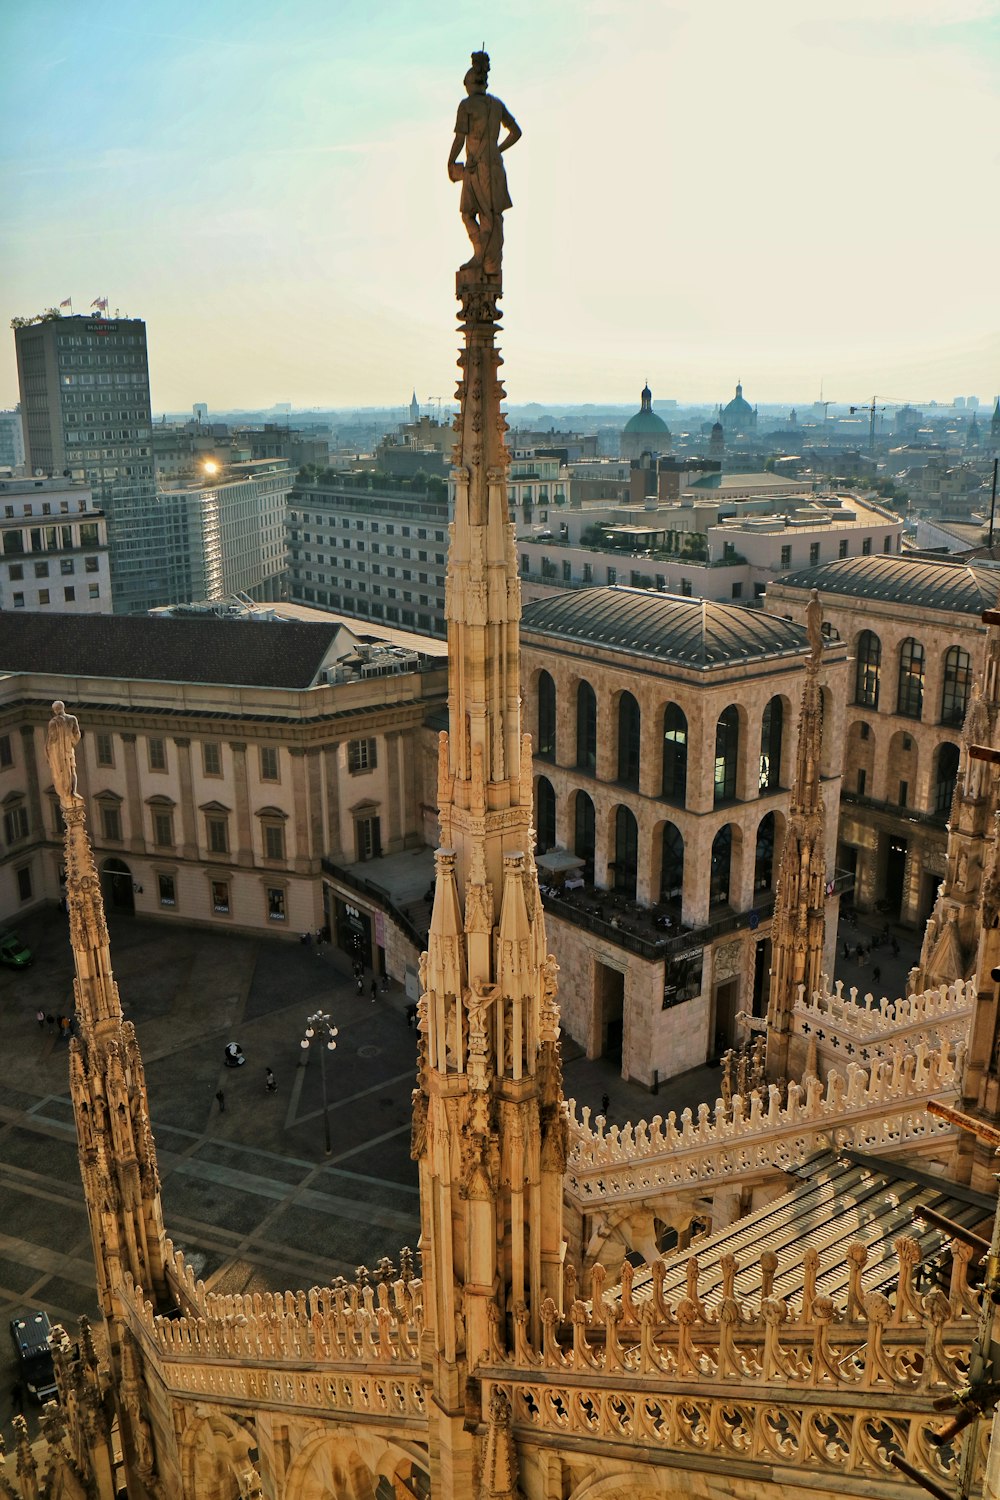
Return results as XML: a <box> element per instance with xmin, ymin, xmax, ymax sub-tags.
<box><xmin>46</xmin><ymin>700</ymin><xmax>81</xmax><ymax>802</ymax></box>
<box><xmin>448</xmin><ymin>50</ymin><xmax>521</xmax><ymax>281</ymax></box>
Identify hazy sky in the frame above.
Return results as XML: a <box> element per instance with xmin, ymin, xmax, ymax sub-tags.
<box><xmin>2</xmin><ymin>0</ymin><xmax>998</xmax><ymax>412</ymax></box>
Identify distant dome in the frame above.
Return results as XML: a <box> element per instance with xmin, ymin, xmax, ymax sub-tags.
<box><xmin>623</xmin><ymin>383</ymin><xmax>670</xmax><ymax>437</ymax></box>
<box><xmin>721</xmin><ymin>381</ymin><xmax>755</xmax><ymax>433</ymax></box>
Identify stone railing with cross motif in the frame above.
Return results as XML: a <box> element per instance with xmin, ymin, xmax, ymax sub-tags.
<box><xmin>565</xmin><ymin>1036</ymin><xmax>963</xmax><ymax>1208</ymax></box>
<box><xmin>478</xmin><ymin>1234</ymin><xmax>985</xmax><ymax>1493</ymax></box>
<box><xmin>792</xmin><ymin>975</ymin><xmax>975</xmax><ymax>1070</ymax></box>
<box><xmin>121</xmin><ymin>1255</ymin><xmax>427</xmax><ymax>1425</ymax></box>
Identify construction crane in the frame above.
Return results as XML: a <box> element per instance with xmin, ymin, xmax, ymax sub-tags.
<box><xmin>848</xmin><ymin>395</ymin><xmax>922</xmax><ymax>458</ymax></box>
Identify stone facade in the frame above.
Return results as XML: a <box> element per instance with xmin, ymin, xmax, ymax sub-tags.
<box><xmin>768</xmin><ymin>557</ymin><xmax>991</xmax><ymax>928</ymax></box>
<box><xmin>0</xmin><ymin>635</ymin><xmax>446</xmax><ymax>974</ymax></box>
<box><xmin>520</xmin><ymin>601</ymin><xmax>846</xmax><ymax>1082</ymax></box>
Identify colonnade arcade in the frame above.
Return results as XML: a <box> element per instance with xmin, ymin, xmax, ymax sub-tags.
<box><xmin>525</xmin><ymin>659</ymin><xmax>827</xmax><ymax>930</ymax></box>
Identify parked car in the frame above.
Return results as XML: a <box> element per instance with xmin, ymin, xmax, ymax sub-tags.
<box><xmin>10</xmin><ymin>1311</ymin><xmax>57</xmax><ymax>1403</ymax></box>
<box><xmin>0</xmin><ymin>930</ymin><xmax>33</xmax><ymax>968</ymax></box>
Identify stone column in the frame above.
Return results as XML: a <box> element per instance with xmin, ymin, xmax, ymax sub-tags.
<box><xmin>18</xmin><ymin>725</ymin><xmax>44</xmax><ymax>839</ymax></box>
<box><xmin>119</xmin><ymin>734</ymin><xmax>143</xmax><ymax>854</ymax></box>
<box><xmin>323</xmin><ymin>743</ymin><xmax>343</xmax><ymax>861</ymax></box>
<box><xmin>385</xmin><ymin>730</ymin><xmax>402</xmax><ymax>852</ymax></box>
<box><xmin>638</xmin><ymin>694</ymin><xmax>660</xmax><ymax>799</ymax></box>
<box><xmin>228</xmin><ymin>742</ymin><xmax>253</xmax><ymax>865</ymax></box>
<box><xmin>687</xmin><ymin>699</ymin><xmax>713</xmax><ymax>814</ymax></box>
<box><xmin>172</xmin><ymin>738</ymin><xmax>197</xmax><ymax>858</ymax></box>
<box><xmin>306</xmin><ymin>749</ymin><xmax>324</xmax><ymax>867</ymax></box>
<box><xmin>595</xmin><ymin>696</ymin><xmax>615</xmax><ymax>783</ymax></box>
<box><xmin>870</xmin><ymin>722</ymin><xmax>892</xmax><ymax>802</ymax></box>
<box><xmin>288</xmin><ymin>748</ymin><xmax>310</xmax><ymax>873</ymax></box>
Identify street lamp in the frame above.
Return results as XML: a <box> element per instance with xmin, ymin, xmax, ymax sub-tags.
<box><xmin>300</xmin><ymin>1009</ymin><xmax>339</xmax><ymax>1156</ymax></box>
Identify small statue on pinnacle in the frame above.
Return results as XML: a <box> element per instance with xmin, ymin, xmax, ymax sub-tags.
<box><xmin>46</xmin><ymin>700</ymin><xmax>82</xmax><ymax>803</ymax></box>
<box><xmin>448</xmin><ymin>50</ymin><xmax>521</xmax><ymax>283</ymax></box>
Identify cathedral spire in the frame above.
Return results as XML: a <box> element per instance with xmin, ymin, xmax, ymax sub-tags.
<box><xmin>45</xmin><ymin>703</ymin><xmax>168</xmax><ymax>1324</ymax></box>
<box><xmin>765</xmin><ymin>592</ymin><xmax>829</xmax><ymax>1079</ymax></box>
<box><xmin>413</xmin><ymin>55</ymin><xmax>564</xmax><ymax>1494</ymax></box>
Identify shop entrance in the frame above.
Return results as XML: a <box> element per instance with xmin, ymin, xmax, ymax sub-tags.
<box><xmin>884</xmin><ymin>837</ymin><xmax>908</xmax><ymax>919</ymax></box>
<box><xmin>335</xmin><ymin>897</ymin><xmax>373</xmax><ymax>969</ymax></box>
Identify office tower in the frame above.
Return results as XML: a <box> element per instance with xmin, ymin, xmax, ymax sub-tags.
<box><xmin>14</xmin><ymin>313</ymin><xmax>165</xmax><ymax>612</ymax></box>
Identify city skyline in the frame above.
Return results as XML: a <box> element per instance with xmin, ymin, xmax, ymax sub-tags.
<box><xmin>2</xmin><ymin>0</ymin><xmax>998</xmax><ymax>412</ymax></box>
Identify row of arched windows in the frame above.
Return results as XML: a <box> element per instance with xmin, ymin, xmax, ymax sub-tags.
<box><xmin>855</xmin><ymin>635</ymin><xmax>971</xmax><ymax>724</ymax></box>
<box><xmin>538</xmin><ymin>673</ymin><xmax>786</xmax><ymax>809</ymax></box>
<box><xmin>536</xmin><ymin>778</ymin><xmax>780</xmax><ymax>906</ymax></box>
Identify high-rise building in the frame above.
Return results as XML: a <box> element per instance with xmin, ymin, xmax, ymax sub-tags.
<box><xmin>154</xmin><ymin>458</ymin><xmax>291</xmax><ymax>604</ymax></box>
<box><xmin>0</xmin><ymin>407</ymin><xmax>25</xmax><ymax>471</ymax></box>
<box><xmin>13</xmin><ymin>313</ymin><xmax>164</xmax><ymax>613</ymax></box>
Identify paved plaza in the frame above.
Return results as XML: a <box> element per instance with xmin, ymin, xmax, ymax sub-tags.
<box><xmin>0</xmin><ymin>901</ymin><xmax>920</xmax><ymax>1439</ymax></box>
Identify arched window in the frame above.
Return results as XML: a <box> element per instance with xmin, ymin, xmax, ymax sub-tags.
<box><xmin>573</xmin><ymin>791</ymin><xmax>595</xmax><ymax>881</ymax></box>
<box><xmin>662</xmin><ymin>703</ymin><xmax>687</xmax><ymax>804</ymax></box>
<box><xmin>754</xmin><ymin>811</ymin><xmax>777</xmax><ymax>892</ymax></box>
<box><xmin>941</xmin><ymin>646</ymin><xmax>972</xmax><ymax>727</ymax></box>
<box><xmin>714</xmin><ymin>706</ymin><xmax>739</xmax><ymax>805</ymax></box>
<box><xmin>537</xmin><ymin>671</ymin><xmax>556</xmax><ymax>760</ymax></box>
<box><xmin>535</xmin><ymin>776</ymin><xmax>556</xmax><ymax>852</ymax></box>
<box><xmin>933</xmin><ymin>742</ymin><xmax>960</xmax><ymax>816</ymax></box>
<box><xmin>576</xmin><ymin>682</ymin><xmax>596</xmax><ymax>771</ymax></box>
<box><xmin>855</xmin><ymin>630</ymin><xmax>881</xmax><ymax>708</ymax></box>
<box><xmin>617</xmin><ymin>692</ymin><xmax>640</xmax><ymax>788</ymax></box>
<box><xmin>759</xmin><ymin>697</ymin><xmax>783</xmax><ymax>792</ymax></box>
<box><xmin>897</xmin><ymin>637</ymin><xmax>925</xmax><ymax>719</ymax></box>
<box><xmin>710</xmin><ymin>825</ymin><xmax>732</xmax><ymax>907</ymax></box>
<box><xmin>613</xmin><ymin>806</ymin><xmax>638</xmax><ymax>898</ymax></box>
<box><xmin>659</xmin><ymin>822</ymin><xmax>684</xmax><ymax>903</ymax></box>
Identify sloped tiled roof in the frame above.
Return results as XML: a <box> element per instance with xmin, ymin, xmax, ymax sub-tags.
<box><xmin>522</xmin><ymin>587</ymin><xmax>809</xmax><ymax>668</ymax></box>
<box><xmin>0</xmin><ymin>613</ymin><xmax>344</xmax><ymax>689</ymax></box>
<box><xmin>625</xmin><ymin>1150</ymin><xmax>991</xmax><ymax>1311</ymax></box>
<box><xmin>776</xmin><ymin>554</ymin><xmax>999</xmax><ymax>615</ymax></box>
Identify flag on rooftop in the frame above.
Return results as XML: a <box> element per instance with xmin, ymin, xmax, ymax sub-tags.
<box><xmin>91</xmin><ymin>296</ymin><xmax>108</xmax><ymax>310</ymax></box>
<box><xmin>59</xmin><ymin>298</ymin><xmax>72</xmax><ymax>309</ymax></box>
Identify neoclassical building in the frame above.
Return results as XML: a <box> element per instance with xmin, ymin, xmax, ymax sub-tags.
<box><xmin>521</xmin><ymin>587</ymin><xmax>847</xmax><ymax>1082</ymax></box>
<box><xmin>767</xmin><ymin>554</ymin><xmax>993</xmax><ymax>927</ymax></box>
<box><xmin>0</xmin><ymin>612</ymin><xmax>446</xmax><ymax>976</ymax></box>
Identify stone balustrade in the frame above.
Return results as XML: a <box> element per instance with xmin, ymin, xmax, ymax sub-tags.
<box><xmin>792</xmin><ymin>976</ymin><xmax>975</xmax><ymax>1065</ymax></box>
<box><xmin>480</xmin><ymin>1235</ymin><xmax>982</xmax><ymax>1490</ymax></box>
<box><xmin>565</xmin><ymin>1037</ymin><xmax>962</xmax><ymax>1205</ymax></box>
<box><xmin>122</xmin><ymin>1251</ymin><xmax>425</xmax><ymax>1413</ymax></box>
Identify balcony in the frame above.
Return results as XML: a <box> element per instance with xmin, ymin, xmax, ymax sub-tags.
<box><xmin>539</xmin><ymin>870</ymin><xmax>854</xmax><ymax>961</ymax></box>
<box><xmin>840</xmin><ymin>790</ymin><xmax>948</xmax><ymax>829</ymax></box>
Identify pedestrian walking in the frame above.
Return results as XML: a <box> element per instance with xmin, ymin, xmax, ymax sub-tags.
<box><xmin>370</xmin><ymin>979</ymin><xmax>378</xmax><ymax>1001</ymax></box>
<box><xmin>215</xmin><ymin>1089</ymin><xmax>226</xmax><ymax>1112</ymax></box>
<box><xmin>405</xmin><ymin>1003</ymin><xmax>417</xmax><ymax>1027</ymax></box>
<box><xmin>60</xmin><ymin>1015</ymin><xmax>72</xmax><ymax>1041</ymax></box>
<box><xmin>873</xmin><ymin>964</ymin><xmax>881</xmax><ymax>986</ymax></box>
<box><xmin>381</xmin><ymin>973</ymin><xmax>389</xmax><ymax>993</ymax></box>
<box><xmin>600</xmin><ymin>1092</ymin><xmax>610</xmax><ymax>1117</ymax></box>
<box><xmin>46</xmin><ymin>1013</ymin><xmax>55</xmax><ymax>1034</ymax></box>
<box><xmin>36</xmin><ymin>1008</ymin><xmax>45</xmax><ymax>1029</ymax></box>
<box><xmin>842</xmin><ymin>941</ymin><xmax>849</xmax><ymax>961</ymax></box>
<box><xmin>356</xmin><ymin>976</ymin><xmax>364</xmax><ymax>996</ymax></box>
<box><xmin>265</xmin><ymin>1068</ymin><xmax>277</xmax><ymax>1094</ymax></box>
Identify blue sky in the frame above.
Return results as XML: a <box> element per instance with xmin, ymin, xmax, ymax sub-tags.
<box><xmin>2</xmin><ymin>0</ymin><xmax>998</xmax><ymax>411</ymax></box>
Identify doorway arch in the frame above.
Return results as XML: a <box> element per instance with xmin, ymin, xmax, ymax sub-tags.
<box><xmin>101</xmin><ymin>857</ymin><xmax>134</xmax><ymax>913</ymax></box>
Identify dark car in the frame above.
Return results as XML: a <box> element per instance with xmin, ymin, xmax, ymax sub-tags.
<box><xmin>0</xmin><ymin>930</ymin><xmax>33</xmax><ymax>968</ymax></box>
<box><xmin>10</xmin><ymin>1311</ymin><xmax>57</xmax><ymax>1403</ymax></box>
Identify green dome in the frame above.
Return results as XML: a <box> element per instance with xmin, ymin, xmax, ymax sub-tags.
<box><xmin>623</xmin><ymin>383</ymin><xmax>669</xmax><ymax>434</ymax></box>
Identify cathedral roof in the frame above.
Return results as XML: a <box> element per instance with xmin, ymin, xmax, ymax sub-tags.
<box><xmin>0</xmin><ymin>614</ymin><xmax>354</xmax><ymax>690</ymax></box>
<box><xmin>522</xmin><ymin>586</ymin><xmax>810</xmax><ymax>668</ymax></box>
<box><xmin>775</xmin><ymin>553</ymin><xmax>999</xmax><ymax>615</ymax></box>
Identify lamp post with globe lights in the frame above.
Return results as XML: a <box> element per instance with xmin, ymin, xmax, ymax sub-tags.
<box><xmin>300</xmin><ymin>1010</ymin><xmax>339</xmax><ymax>1156</ymax></box>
